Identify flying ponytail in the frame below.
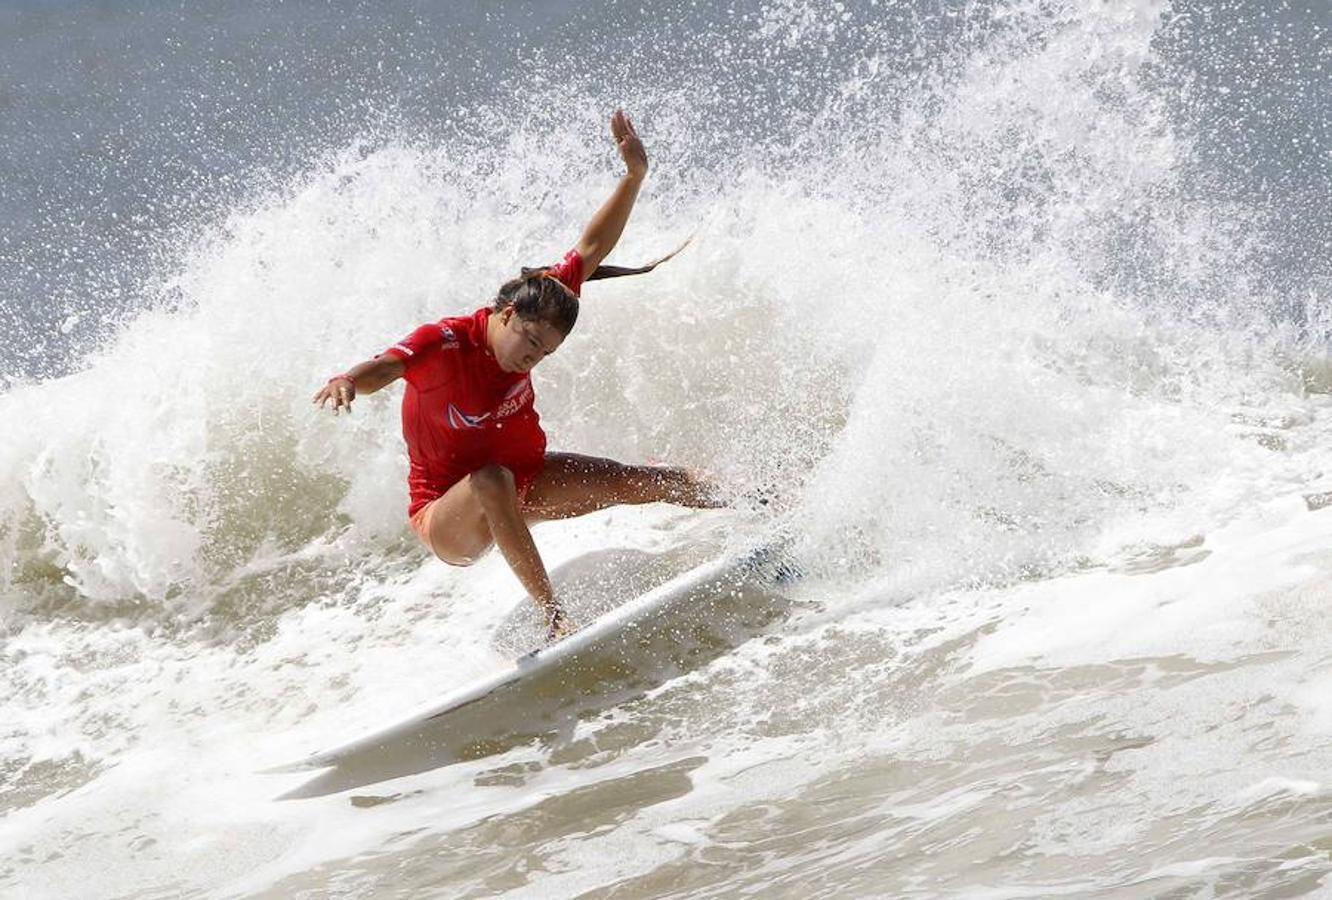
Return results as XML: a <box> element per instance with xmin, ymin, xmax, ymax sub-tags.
<box><xmin>521</xmin><ymin>236</ymin><xmax>692</xmax><ymax>283</ymax></box>
<box><xmin>501</xmin><ymin>237</ymin><xmax>692</xmax><ymax>336</ymax></box>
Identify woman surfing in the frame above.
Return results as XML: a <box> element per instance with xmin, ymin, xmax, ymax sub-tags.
<box><xmin>313</xmin><ymin>110</ymin><xmax>719</xmax><ymax>641</ymax></box>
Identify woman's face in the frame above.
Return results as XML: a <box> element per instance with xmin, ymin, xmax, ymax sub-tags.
<box><xmin>493</xmin><ymin>308</ymin><xmax>566</xmax><ymax>373</ymax></box>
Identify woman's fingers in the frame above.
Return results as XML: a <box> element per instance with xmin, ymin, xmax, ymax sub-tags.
<box><xmin>546</xmin><ymin>605</ymin><xmax>575</xmax><ymax>642</ymax></box>
<box><xmin>612</xmin><ymin>109</ymin><xmax>637</xmax><ymax>143</ymax></box>
<box><xmin>312</xmin><ymin>384</ymin><xmax>353</xmax><ymax>414</ymax></box>
<box><xmin>610</xmin><ymin>110</ymin><xmax>647</xmax><ymax>174</ymax></box>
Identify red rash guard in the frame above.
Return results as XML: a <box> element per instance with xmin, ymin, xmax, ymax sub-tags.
<box><xmin>382</xmin><ymin>250</ymin><xmax>584</xmax><ymax>516</ymax></box>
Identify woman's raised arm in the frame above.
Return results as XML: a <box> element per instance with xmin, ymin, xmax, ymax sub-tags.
<box><xmin>574</xmin><ymin>110</ymin><xmax>648</xmax><ymax>275</ymax></box>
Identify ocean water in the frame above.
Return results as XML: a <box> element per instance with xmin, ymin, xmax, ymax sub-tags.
<box><xmin>2</xmin><ymin>0</ymin><xmax>1331</xmax><ymax>896</ymax></box>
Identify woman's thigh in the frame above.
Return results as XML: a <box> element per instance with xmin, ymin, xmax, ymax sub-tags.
<box><xmin>421</xmin><ymin>474</ymin><xmax>498</xmax><ymax>565</ymax></box>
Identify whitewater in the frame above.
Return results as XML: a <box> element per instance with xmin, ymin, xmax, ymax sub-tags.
<box><xmin>2</xmin><ymin>0</ymin><xmax>1330</xmax><ymax>896</ymax></box>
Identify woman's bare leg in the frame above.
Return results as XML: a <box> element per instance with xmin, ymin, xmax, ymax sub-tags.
<box><xmin>523</xmin><ymin>452</ymin><xmax>722</xmax><ymax>522</ymax></box>
<box><xmin>425</xmin><ymin>454</ymin><xmax>719</xmax><ymax>559</ymax></box>
<box><xmin>422</xmin><ymin>454</ymin><xmax>717</xmax><ymax>636</ymax></box>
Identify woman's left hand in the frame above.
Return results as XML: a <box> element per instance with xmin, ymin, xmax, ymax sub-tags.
<box><xmin>612</xmin><ymin>109</ymin><xmax>648</xmax><ymax>179</ymax></box>
<box><xmin>545</xmin><ymin>603</ymin><xmax>575</xmax><ymax>643</ymax></box>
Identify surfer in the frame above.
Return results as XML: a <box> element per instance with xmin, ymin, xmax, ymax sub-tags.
<box><xmin>313</xmin><ymin>110</ymin><xmax>720</xmax><ymax>641</ymax></box>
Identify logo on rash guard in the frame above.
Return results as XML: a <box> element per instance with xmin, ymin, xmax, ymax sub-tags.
<box><xmin>446</xmin><ymin>403</ymin><xmax>491</xmax><ymax>429</ymax></box>
<box><xmin>495</xmin><ymin>379</ymin><xmax>533</xmax><ymax>419</ymax></box>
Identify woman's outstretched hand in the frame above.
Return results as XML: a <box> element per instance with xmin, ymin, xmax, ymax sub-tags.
<box><xmin>313</xmin><ymin>375</ymin><xmax>356</xmax><ymax>415</ymax></box>
<box><xmin>612</xmin><ymin>109</ymin><xmax>648</xmax><ymax>180</ymax></box>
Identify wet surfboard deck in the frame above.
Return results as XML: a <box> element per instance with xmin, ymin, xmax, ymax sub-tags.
<box><xmin>268</xmin><ymin>542</ymin><xmax>798</xmax><ymax>799</ymax></box>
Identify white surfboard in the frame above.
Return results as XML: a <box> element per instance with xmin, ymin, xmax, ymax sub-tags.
<box><xmin>269</xmin><ymin>542</ymin><xmax>797</xmax><ymax>799</ymax></box>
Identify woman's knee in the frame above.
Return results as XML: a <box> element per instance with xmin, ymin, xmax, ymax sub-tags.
<box><xmin>437</xmin><ymin>546</ymin><xmax>487</xmax><ymax>567</ymax></box>
<box><xmin>618</xmin><ymin>463</ymin><xmax>679</xmax><ymax>502</ymax></box>
<box><xmin>430</xmin><ymin>524</ymin><xmax>493</xmax><ymax>566</ymax></box>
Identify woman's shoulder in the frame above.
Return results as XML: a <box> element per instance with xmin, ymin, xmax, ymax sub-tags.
<box><xmin>429</xmin><ymin>307</ymin><xmax>491</xmax><ymax>349</ymax></box>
